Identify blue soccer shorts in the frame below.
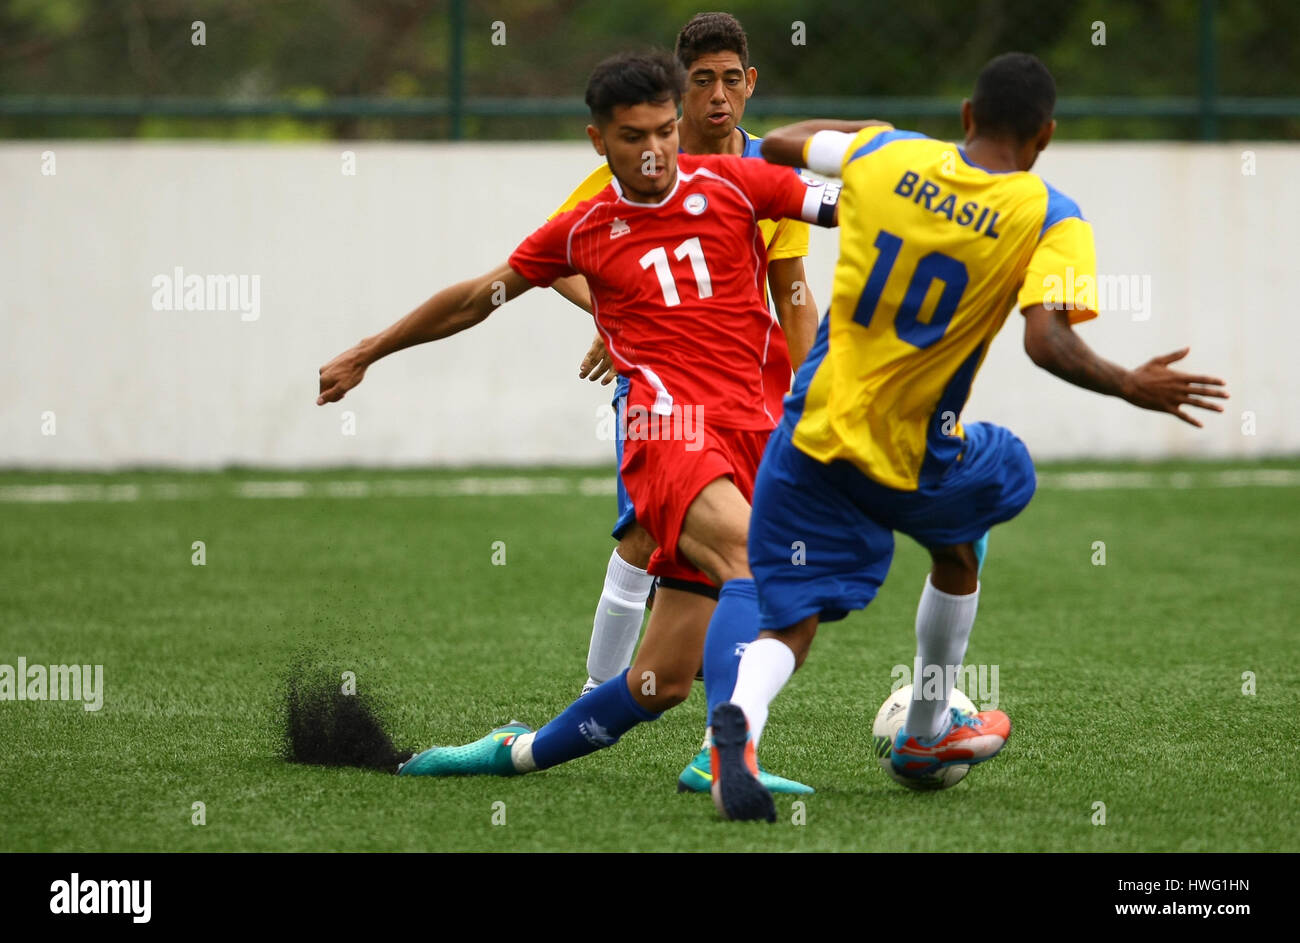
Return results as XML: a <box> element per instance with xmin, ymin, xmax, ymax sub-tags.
<box><xmin>749</xmin><ymin>420</ymin><xmax>1036</xmax><ymax>631</ymax></box>
<box><xmin>611</xmin><ymin>374</ymin><xmax>637</xmax><ymax>539</ymax></box>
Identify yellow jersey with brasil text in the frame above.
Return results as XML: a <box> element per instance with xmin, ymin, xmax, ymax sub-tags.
<box><xmin>549</xmin><ymin>128</ymin><xmax>809</xmax><ymax>262</ymax></box>
<box><xmin>784</xmin><ymin>124</ymin><xmax>1098</xmax><ymax>491</ymax></box>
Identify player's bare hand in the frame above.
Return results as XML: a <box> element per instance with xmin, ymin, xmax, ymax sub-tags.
<box><xmin>1123</xmin><ymin>348</ymin><xmax>1228</xmax><ymax>428</ymax></box>
<box><xmin>317</xmin><ymin>348</ymin><xmax>369</xmax><ymax>405</ymax></box>
<box><xmin>579</xmin><ymin>334</ymin><xmax>616</xmax><ymax>386</ymax></box>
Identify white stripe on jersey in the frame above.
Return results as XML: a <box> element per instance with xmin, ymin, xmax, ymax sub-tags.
<box><xmin>680</xmin><ymin>166</ymin><xmax>775</xmax><ymax>424</ymax></box>
<box><xmin>565</xmin><ymin>199</ymin><xmax>677</xmax><ymax>416</ymax></box>
<box><xmin>564</xmin><ymin>201</ymin><xmax>609</xmax><ymax>272</ymax></box>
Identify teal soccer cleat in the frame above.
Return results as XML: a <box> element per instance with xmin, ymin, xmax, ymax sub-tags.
<box><xmin>397</xmin><ymin>722</ymin><xmax>532</xmax><ymax>777</ymax></box>
<box><xmin>676</xmin><ymin>745</ymin><xmax>814</xmax><ymax>795</ymax></box>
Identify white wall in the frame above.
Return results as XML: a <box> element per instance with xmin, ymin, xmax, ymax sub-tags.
<box><xmin>1</xmin><ymin>141</ymin><xmax>1293</xmax><ymax>468</ymax></box>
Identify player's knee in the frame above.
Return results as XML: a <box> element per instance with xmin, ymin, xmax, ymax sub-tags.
<box><xmin>767</xmin><ymin>618</ymin><xmax>817</xmax><ymax>668</ymax></box>
<box><xmin>929</xmin><ymin>543</ymin><xmax>980</xmax><ymax>594</ymax></box>
<box><xmin>627</xmin><ymin>653</ymin><xmax>696</xmax><ymax>710</ymax></box>
<box><xmin>716</xmin><ymin>562</ymin><xmax>752</xmax><ymax>584</ymax></box>
<box><xmin>638</xmin><ymin>669</ymin><xmax>693</xmax><ymax>711</ymax></box>
<box><xmin>790</xmin><ymin>633</ymin><xmax>817</xmax><ymax>669</ymax></box>
<box><xmin>618</xmin><ymin>525</ymin><xmax>656</xmax><ymax>570</ymax></box>
<box><xmin>709</xmin><ymin>541</ymin><xmax>751</xmax><ymax>584</ymax></box>
<box><xmin>930</xmin><ymin>543</ymin><xmax>979</xmax><ymax>574</ymax></box>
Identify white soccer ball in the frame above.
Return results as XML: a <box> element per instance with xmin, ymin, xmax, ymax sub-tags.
<box><xmin>872</xmin><ymin>684</ymin><xmax>978</xmax><ymax>791</ymax></box>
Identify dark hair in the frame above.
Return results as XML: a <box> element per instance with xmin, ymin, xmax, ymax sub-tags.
<box><xmin>675</xmin><ymin>11</ymin><xmax>749</xmax><ymax>71</ymax></box>
<box><xmin>585</xmin><ymin>50</ymin><xmax>686</xmax><ymax>126</ymax></box>
<box><xmin>971</xmin><ymin>52</ymin><xmax>1056</xmax><ymax>143</ymax></box>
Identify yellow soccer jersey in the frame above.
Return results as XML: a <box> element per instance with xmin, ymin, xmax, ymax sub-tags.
<box><xmin>787</xmin><ymin>125</ymin><xmax>1098</xmax><ymax>491</ymax></box>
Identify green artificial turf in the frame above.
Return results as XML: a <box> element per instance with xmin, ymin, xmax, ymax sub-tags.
<box><xmin>0</xmin><ymin>462</ymin><xmax>1296</xmax><ymax>852</ymax></box>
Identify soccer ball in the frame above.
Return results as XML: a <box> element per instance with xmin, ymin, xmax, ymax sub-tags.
<box><xmin>872</xmin><ymin>684</ymin><xmax>978</xmax><ymax>791</ymax></box>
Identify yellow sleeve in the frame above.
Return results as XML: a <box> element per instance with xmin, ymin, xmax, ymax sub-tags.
<box><xmin>1018</xmin><ymin>217</ymin><xmax>1099</xmax><ymax>324</ymax></box>
<box><xmin>549</xmin><ymin>164</ymin><xmax>613</xmax><ymax>220</ymax></box>
<box><xmin>762</xmin><ymin>217</ymin><xmax>810</xmax><ymax>261</ymax></box>
<box><xmin>829</xmin><ymin>124</ymin><xmax>896</xmax><ymax>175</ymax></box>
<box><xmin>802</xmin><ymin>124</ymin><xmax>895</xmax><ymax>175</ymax></box>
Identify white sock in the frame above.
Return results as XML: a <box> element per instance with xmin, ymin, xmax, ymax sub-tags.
<box><xmin>906</xmin><ymin>575</ymin><xmax>980</xmax><ymax>741</ymax></box>
<box><xmin>510</xmin><ymin>731</ymin><xmax>537</xmax><ymax>773</ymax></box>
<box><xmin>729</xmin><ymin>637</ymin><xmax>796</xmax><ymax>748</ymax></box>
<box><xmin>585</xmin><ymin>549</ymin><xmax>654</xmax><ymax>684</ymax></box>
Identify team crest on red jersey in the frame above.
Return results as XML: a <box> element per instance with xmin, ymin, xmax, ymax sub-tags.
<box><xmin>609</xmin><ymin>218</ymin><xmax>630</xmax><ymax>239</ymax></box>
<box><xmin>683</xmin><ymin>193</ymin><xmax>708</xmax><ymax>215</ymax></box>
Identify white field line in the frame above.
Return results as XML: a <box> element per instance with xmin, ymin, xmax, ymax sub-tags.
<box><xmin>0</xmin><ymin>468</ymin><xmax>1297</xmax><ymax>504</ymax></box>
<box><xmin>1035</xmin><ymin>468</ymin><xmax>1300</xmax><ymax>489</ymax></box>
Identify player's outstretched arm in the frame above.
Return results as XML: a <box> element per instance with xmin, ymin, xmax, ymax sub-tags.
<box><xmin>317</xmin><ymin>262</ymin><xmax>532</xmax><ymax>405</ymax></box>
<box><xmin>761</xmin><ymin>119</ymin><xmax>890</xmax><ymax>169</ymax></box>
<box><xmin>1022</xmin><ymin>305</ymin><xmax>1229</xmax><ymax>428</ymax></box>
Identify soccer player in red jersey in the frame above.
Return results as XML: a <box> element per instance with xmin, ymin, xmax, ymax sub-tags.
<box><xmin>316</xmin><ymin>51</ymin><xmax>838</xmax><ymax>790</ymax></box>
<box><xmin>563</xmin><ymin>17</ymin><xmax>818</xmax><ymax>745</ymax></box>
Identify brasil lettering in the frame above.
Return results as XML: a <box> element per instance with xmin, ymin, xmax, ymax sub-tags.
<box><xmin>894</xmin><ymin>171</ymin><xmax>1001</xmax><ymax>238</ymax></box>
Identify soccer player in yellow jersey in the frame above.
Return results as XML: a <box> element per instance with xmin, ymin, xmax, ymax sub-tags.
<box><xmin>706</xmin><ymin>53</ymin><xmax>1229</xmax><ymax>821</ymax></box>
<box><xmin>549</xmin><ymin>14</ymin><xmax>819</xmax><ymax>796</ymax></box>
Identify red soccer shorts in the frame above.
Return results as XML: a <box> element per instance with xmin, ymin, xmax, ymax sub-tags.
<box><xmin>619</xmin><ymin>420</ymin><xmax>772</xmax><ymax>587</ymax></box>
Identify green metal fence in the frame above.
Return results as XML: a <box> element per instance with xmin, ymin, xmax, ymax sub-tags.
<box><xmin>2</xmin><ymin>0</ymin><xmax>1297</xmax><ymax>141</ymax></box>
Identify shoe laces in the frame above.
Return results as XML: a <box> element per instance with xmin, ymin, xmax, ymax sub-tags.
<box><xmin>915</xmin><ymin>708</ymin><xmax>979</xmax><ymax>746</ymax></box>
<box><xmin>947</xmin><ymin>707</ymin><xmax>981</xmax><ymax>730</ymax></box>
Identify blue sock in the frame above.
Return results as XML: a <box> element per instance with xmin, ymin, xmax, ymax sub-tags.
<box><xmin>530</xmin><ymin>668</ymin><xmax>659</xmax><ymax>770</ymax></box>
<box><xmin>703</xmin><ymin>578</ymin><xmax>759</xmax><ymax>728</ymax></box>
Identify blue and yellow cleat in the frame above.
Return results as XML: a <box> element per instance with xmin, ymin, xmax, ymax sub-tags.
<box><xmin>677</xmin><ymin>746</ymin><xmax>814</xmax><ymax>795</ymax></box>
<box><xmin>397</xmin><ymin>722</ymin><xmax>531</xmax><ymax>777</ymax></box>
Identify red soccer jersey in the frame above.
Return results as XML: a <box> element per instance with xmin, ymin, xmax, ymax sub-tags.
<box><xmin>510</xmin><ymin>153</ymin><xmax>834</xmax><ymax>430</ymax></box>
